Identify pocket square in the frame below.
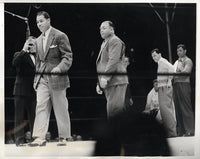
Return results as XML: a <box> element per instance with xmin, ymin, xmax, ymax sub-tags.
<box><xmin>50</xmin><ymin>45</ymin><xmax>57</xmax><ymax>49</ymax></box>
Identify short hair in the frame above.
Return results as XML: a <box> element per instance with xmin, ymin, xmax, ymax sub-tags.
<box><xmin>36</xmin><ymin>11</ymin><xmax>50</xmax><ymax>19</ymax></box>
<box><xmin>108</xmin><ymin>21</ymin><xmax>115</xmax><ymax>30</ymax></box>
<box><xmin>103</xmin><ymin>20</ymin><xmax>115</xmax><ymax>30</ymax></box>
<box><xmin>177</xmin><ymin>44</ymin><xmax>186</xmax><ymax>50</ymax></box>
<box><xmin>153</xmin><ymin>79</ymin><xmax>158</xmax><ymax>84</ymax></box>
<box><xmin>151</xmin><ymin>48</ymin><xmax>160</xmax><ymax>54</ymax></box>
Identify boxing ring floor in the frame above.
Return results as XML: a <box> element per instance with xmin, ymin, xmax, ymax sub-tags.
<box><xmin>3</xmin><ymin>136</ymin><xmax>194</xmax><ymax>157</ymax></box>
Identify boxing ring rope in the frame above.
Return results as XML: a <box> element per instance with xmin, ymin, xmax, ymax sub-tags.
<box><xmin>4</xmin><ymin>72</ymin><xmax>194</xmax><ymax>142</ymax></box>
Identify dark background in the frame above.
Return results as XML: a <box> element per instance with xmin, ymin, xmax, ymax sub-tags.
<box><xmin>4</xmin><ymin>3</ymin><xmax>196</xmax><ymax>141</ymax></box>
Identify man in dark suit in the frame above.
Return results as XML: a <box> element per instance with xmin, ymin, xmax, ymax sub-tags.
<box><xmin>29</xmin><ymin>11</ymin><xmax>73</xmax><ymax>146</ymax></box>
<box><xmin>96</xmin><ymin>21</ymin><xmax>129</xmax><ymax>120</ymax></box>
<box><xmin>12</xmin><ymin>36</ymin><xmax>36</xmax><ymax>146</ymax></box>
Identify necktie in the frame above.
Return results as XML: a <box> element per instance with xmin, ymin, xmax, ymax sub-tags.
<box><xmin>42</xmin><ymin>32</ymin><xmax>46</xmax><ymax>52</ymax></box>
<box><xmin>29</xmin><ymin>52</ymin><xmax>36</xmax><ymax>55</ymax></box>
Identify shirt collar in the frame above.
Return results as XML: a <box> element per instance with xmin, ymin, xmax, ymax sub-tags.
<box><xmin>178</xmin><ymin>56</ymin><xmax>187</xmax><ymax>62</ymax></box>
<box><xmin>157</xmin><ymin>57</ymin><xmax>163</xmax><ymax>64</ymax></box>
<box><xmin>43</xmin><ymin>26</ymin><xmax>52</xmax><ymax>37</ymax></box>
<box><xmin>104</xmin><ymin>34</ymin><xmax>115</xmax><ymax>43</ymax></box>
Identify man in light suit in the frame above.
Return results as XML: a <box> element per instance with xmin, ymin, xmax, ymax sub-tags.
<box><xmin>29</xmin><ymin>11</ymin><xmax>73</xmax><ymax>146</ymax></box>
<box><xmin>96</xmin><ymin>21</ymin><xmax>129</xmax><ymax>120</ymax></box>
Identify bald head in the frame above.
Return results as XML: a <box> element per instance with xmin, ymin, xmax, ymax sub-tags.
<box><xmin>100</xmin><ymin>21</ymin><xmax>115</xmax><ymax>40</ymax></box>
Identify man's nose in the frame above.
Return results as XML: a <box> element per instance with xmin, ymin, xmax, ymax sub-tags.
<box><xmin>37</xmin><ymin>22</ymin><xmax>41</xmax><ymax>27</ymax></box>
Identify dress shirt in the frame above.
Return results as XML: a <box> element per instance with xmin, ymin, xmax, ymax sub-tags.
<box><xmin>42</xmin><ymin>26</ymin><xmax>52</xmax><ymax>52</ymax></box>
<box><xmin>157</xmin><ymin>57</ymin><xmax>174</xmax><ymax>87</ymax></box>
<box><xmin>145</xmin><ymin>88</ymin><xmax>159</xmax><ymax>111</ymax></box>
<box><xmin>99</xmin><ymin>37</ymin><xmax>111</xmax><ymax>83</ymax></box>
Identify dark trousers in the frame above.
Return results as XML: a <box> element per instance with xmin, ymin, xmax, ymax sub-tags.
<box><xmin>14</xmin><ymin>95</ymin><xmax>36</xmax><ymax>144</ymax></box>
<box><xmin>173</xmin><ymin>82</ymin><xmax>195</xmax><ymax>136</ymax></box>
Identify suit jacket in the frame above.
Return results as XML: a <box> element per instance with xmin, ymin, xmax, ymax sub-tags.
<box><xmin>12</xmin><ymin>50</ymin><xmax>36</xmax><ymax>96</ymax></box>
<box><xmin>96</xmin><ymin>34</ymin><xmax>128</xmax><ymax>89</ymax></box>
<box><xmin>34</xmin><ymin>27</ymin><xmax>73</xmax><ymax>90</ymax></box>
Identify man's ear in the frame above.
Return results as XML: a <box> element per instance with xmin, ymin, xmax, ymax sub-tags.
<box><xmin>47</xmin><ymin>18</ymin><xmax>51</xmax><ymax>24</ymax></box>
<box><xmin>110</xmin><ymin>27</ymin><xmax>114</xmax><ymax>33</ymax></box>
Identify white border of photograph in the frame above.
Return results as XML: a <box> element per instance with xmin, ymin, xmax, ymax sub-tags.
<box><xmin>1</xmin><ymin>0</ymin><xmax>200</xmax><ymax>159</ymax></box>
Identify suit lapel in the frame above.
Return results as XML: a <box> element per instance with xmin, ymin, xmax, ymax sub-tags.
<box><xmin>24</xmin><ymin>53</ymin><xmax>35</xmax><ymax>68</ymax></box>
<box><xmin>28</xmin><ymin>55</ymin><xmax>35</xmax><ymax>68</ymax></box>
<box><xmin>44</xmin><ymin>28</ymin><xmax>55</xmax><ymax>60</ymax></box>
<box><xmin>96</xmin><ymin>40</ymin><xmax>109</xmax><ymax>63</ymax></box>
<box><xmin>37</xmin><ymin>35</ymin><xmax>45</xmax><ymax>61</ymax></box>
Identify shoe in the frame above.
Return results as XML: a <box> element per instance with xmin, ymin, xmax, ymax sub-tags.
<box><xmin>15</xmin><ymin>138</ymin><xmax>25</xmax><ymax>146</ymax></box>
<box><xmin>28</xmin><ymin>138</ymin><xmax>46</xmax><ymax>147</ymax></box>
<box><xmin>57</xmin><ymin>137</ymin><xmax>67</xmax><ymax>146</ymax></box>
<box><xmin>177</xmin><ymin>133</ymin><xmax>184</xmax><ymax>137</ymax></box>
<box><xmin>183</xmin><ymin>132</ymin><xmax>194</xmax><ymax>137</ymax></box>
<box><xmin>66</xmin><ymin>136</ymin><xmax>74</xmax><ymax>142</ymax></box>
<box><xmin>16</xmin><ymin>143</ymin><xmax>26</xmax><ymax>147</ymax></box>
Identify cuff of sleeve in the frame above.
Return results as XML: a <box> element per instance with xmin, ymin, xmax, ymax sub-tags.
<box><xmin>22</xmin><ymin>49</ymin><xmax>28</xmax><ymax>53</ymax></box>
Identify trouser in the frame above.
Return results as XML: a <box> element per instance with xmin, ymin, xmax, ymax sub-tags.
<box><xmin>103</xmin><ymin>84</ymin><xmax>130</xmax><ymax>149</ymax></box>
<box><xmin>14</xmin><ymin>95</ymin><xmax>36</xmax><ymax>143</ymax></box>
<box><xmin>32</xmin><ymin>77</ymin><xmax>71</xmax><ymax>140</ymax></box>
<box><xmin>173</xmin><ymin>82</ymin><xmax>195</xmax><ymax>135</ymax></box>
<box><xmin>104</xmin><ymin>84</ymin><xmax>128</xmax><ymax>119</ymax></box>
<box><xmin>158</xmin><ymin>86</ymin><xmax>177</xmax><ymax>137</ymax></box>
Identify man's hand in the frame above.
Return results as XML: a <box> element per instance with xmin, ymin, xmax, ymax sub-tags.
<box><xmin>51</xmin><ymin>67</ymin><xmax>61</xmax><ymax>76</ymax></box>
<box><xmin>150</xmin><ymin>109</ymin><xmax>159</xmax><ymax>118</ymax></box>
<box><xmin>167</xmin><ymin>79</ymin><xmax>172</xmax><ymax>88</ymax></box>
<box><xmin>96</xmin><ymin>84</ymin><xmax>103</xmax><ymax>95</ymax></box>
<box><xmin>22</xmin><ymin>41</ymin><xmax>30</xmax><ymax>52</ymax></box>
<box><xmin>100</xmin><ymin>78</ymin><xmax>108</xmax><ymax>89</ymax></box>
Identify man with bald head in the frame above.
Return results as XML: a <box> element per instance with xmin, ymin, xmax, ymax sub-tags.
<box><xmin>96</xmin><ymin>21</ymin><xmax>129</xmax><ymax>121</ymax></box>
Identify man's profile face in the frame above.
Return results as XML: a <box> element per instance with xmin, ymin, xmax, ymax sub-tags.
<box><xmin>36</xmin><ymin>15</ymin><xmax>50</xmax><ymax>33</ymax></box>
<box><xmin>151</xmin><ymin>52</ymin><xmax>161</xmax><ymax>63</ymax></box>
<box><xmin>177</xmin><ymin>47</ymin><xmax>186</xmax><ymax>58</ymax></box>
<box><xmin>153</xmin><ymin>81</ymin><xmax>159</xmax><ymax>92</ymax></box>
<box><xmin>100</xmin><ymin>22</ymin><xmax>113</xmax><ymax>39</ymax></box>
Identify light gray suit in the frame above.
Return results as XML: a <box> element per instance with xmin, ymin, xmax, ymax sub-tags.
<box><xmin>96</xmin><ymin>34</ymin><xmax>129</xmax><ymax>118</ymax></box>
<box><xmin>32</xmin><ymin>27</ymin><xmax>73</xmax><ymax>140</ymax></box>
